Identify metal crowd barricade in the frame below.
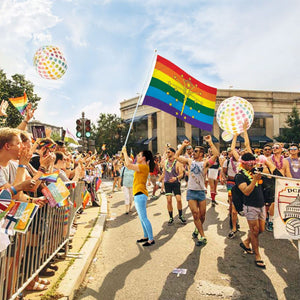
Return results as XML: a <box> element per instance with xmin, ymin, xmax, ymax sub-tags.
<box><xmin>0</xmin><ymin>181</ymin><xmax>86</xmax><ymax>300</ymax></box>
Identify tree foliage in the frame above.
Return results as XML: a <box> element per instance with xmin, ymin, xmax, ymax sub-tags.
<box><xmin>93</xmin><ymin>113</ymin><xmax>137</xmax><ymax>156</ymax></box>
<box><xmin>274</xmin><ymin>106</ymin><xmax>300</xmax><ymax>143</ymax></box>
<box><xmin>0</xmin><ymin>69</ymin><xmax>41</xmax><ymax>128</ymax></box>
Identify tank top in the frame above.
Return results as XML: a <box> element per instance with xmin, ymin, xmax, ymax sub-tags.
<box><xmin>188</xmin><ymin>160</ymin><xmax>206</xmax><ymax>190</ymax></box>
<box><xmin>287</xmin><ymin>157</ymin><xmax>300</xmax><ymax>179</ymax></box>
<box><xmin>164</xmin><ymin>159</ymin><xmax>178</xmax><ymax>182</ymax></box>
<box><xmin>209</xmin><ymin>157</ymin><xmax>220</xmax><ymax>169</ymax></box>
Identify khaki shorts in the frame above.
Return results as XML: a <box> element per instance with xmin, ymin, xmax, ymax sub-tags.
<box><xmin>243</xmin><ymin>205</ymin><xmax>266</xmax><ymax>221</ymax></box>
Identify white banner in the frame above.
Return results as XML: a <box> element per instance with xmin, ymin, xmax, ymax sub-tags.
<box><xmin>274</xmin><ymin>176</ymin><xmax>300</xmax><ymax>240</ymax></box>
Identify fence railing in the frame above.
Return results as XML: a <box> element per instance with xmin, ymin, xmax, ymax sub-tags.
<box><xmin>0</xmin><ymin>181</ymin><xmax>87</xmax><ymax>300</ymax></box>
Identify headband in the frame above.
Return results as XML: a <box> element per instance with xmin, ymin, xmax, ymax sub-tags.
<box><xmin>240</xmin><ymin>160</ymin><xmax>256</xmax><ymax>165</ymax></box>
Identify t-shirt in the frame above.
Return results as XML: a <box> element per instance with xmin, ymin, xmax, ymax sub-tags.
<box><xmin>188</xmin><ymin>160</ymin><xmax>206</xmax><ymax>191</ymax></box>
<box><xmin>0</xmin><ymin>161</ymin><xmax>18</xmax><ymax>186</ymax></box>
<box><xmin>223</xmin><ymin>158</ymin><xmax>238</xmax><ymax>178</ymax></box>
<box><xmin>120</xmin><ymin>166</ymin><xmax>134</xmax><ymax>187</ymax></box>
<box><xmin>133</xmin><ymin>164</ymin><xmax>149</xmax><ymax>196</ymax></box>
<box><xmin>235</xmin><ymin>171</ymin><xmax>265</xmax><ymax>208</ymax></box>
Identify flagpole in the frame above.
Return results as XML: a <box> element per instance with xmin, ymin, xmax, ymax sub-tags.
<box><xmin>123</xmin><ymin>49</ymin><xmax>158</xmax><ymax>148</ymax></box>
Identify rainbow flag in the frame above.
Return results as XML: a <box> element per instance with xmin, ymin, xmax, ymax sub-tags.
<box><xmin>82</xmin><ymin>189</ymin><xmax>91</xmax><ymax>209</ymax></box>
<box><xmin>9</xmin><ymin>92</ymin><xmax>28</xmax><ymax>115</ymax></box>
<box><xmin>39</xmin><ymin>170</ymin><xmax>59</xmax><ymax>182</ymax></box>
<box><xmin>141</xmin><ymin>55</ymin><xmax>217</xmax><ymax>131</ymax></box>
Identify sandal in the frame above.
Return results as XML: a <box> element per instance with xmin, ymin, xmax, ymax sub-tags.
<box><xmin>39</xmin><ymin>268</ymin><xmax>55</xmax><ymax>276</ymax></box>
<box><xmin>255</xmin><ymin>260</ymin><xmax>266</xmax><ymax>269</ymax></box>
<box><xmin>38</xmin><ymin>278</ymin><xmax>50</xmax><ymax>285</ymax></box>
<box><xmin>239</xmin><ymin>242</ymin><xmax>254</xmax><ymax>254</ymax></box>
<box><xmin>25</xmin><ymin>281</ymin><xmax>48</xmax><ymax>291</ymax></box>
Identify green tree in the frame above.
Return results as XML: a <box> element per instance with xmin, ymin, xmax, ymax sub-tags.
<box><xmin>0</xmin><ymin>70</ymin><xmax>41</xmax><ymax>128</ymax></box>
<box><xmin>93</xmin><ymin>113</ymin><xmax>137</xmax><ymax>156</ymax></box>
<box><xmin>274</xmin><ymin>106</ymin><xmax>300</xmax><ymax>143</ymax></box>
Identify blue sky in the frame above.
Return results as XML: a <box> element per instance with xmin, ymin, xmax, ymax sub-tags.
<box><xmin>1</xmin><ymin>0</ymin><xmax>300</xmax><ymax>134</ymax></box>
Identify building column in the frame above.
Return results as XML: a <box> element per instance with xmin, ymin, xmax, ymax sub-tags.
<box><xmin>273</xmin><ymin>114</ymin><xmax>280</xmax><ymax>137</ymax></box>
<box><xmin>147</xmin><ymin>115</ymin><xmax>153</xmax><ymax>151</ymax></box>
<box><xmin>265</xmin><ymin>117</ymin><xmax>274</xmax><ymax>140</ymax></box>
<box><xmin>157</xmin><ymin>111</ymin><xmax>177</xmax><ymax>153</ymax></box>
<box><xmin>185</xmin><ymin>123</ymin><xmax>192</xmax><ymax>141</ymax></box>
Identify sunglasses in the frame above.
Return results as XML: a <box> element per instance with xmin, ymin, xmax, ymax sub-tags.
<box><xmin>272</xmin><ymin>145</ymin><xmax>280</xmax><ymax>149</ymax></box>
<box><xmin>289</xmin><ymin>147</ymin><xmax>298</xmax><ymax>150</ymax></box>
<box><xmin>264</xmin><ymin>148</ymin><xmax>271</xmax><ymax>151</ymax></box>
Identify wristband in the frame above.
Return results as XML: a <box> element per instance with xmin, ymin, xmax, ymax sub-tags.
<box><xmin>23</xmin><ymin>120</ymin><xmax>28</xmax><ymax>124</ymax></box>
<box><xmin>208</xmin><ymin>158</ymin><xmax>214</xmax><ymax>165</ymax></box>
<box><xmin>10</xmin><ymin>186</ymin><xmax>17</xmax><ymax>195</ymax></box>
<box><xmin>18</xmin><ymin>164</ymin><xmax>26</xmax><ymax>169</ymax></box>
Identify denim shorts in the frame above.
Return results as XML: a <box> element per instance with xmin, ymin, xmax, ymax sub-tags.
<box><xmin>186</xmin><ymin>190</ymin><xmax>206</xmax><ymax>202</ymax></box>
<box><xmin>243</xmin><ymin>205</ymin><xmax>266</xmax><ymax>221</ymax></box>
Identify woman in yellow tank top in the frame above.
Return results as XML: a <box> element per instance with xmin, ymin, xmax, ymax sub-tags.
<box><xmin>122</xmin><ymin>147</ymin><xmax>155</xmax><ymax>246</ymax></box>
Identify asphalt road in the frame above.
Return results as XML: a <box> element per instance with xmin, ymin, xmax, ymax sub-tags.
<box><xmin>75</xmin><ymin>181</ymin><xmax>300</xmax><ymax>300</ymax></box>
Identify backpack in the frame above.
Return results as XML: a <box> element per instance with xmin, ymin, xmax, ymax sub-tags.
<box><xmin>231</xmin><ymin>172</ymin><xmax>247</xmax><ymax>216</ymax></box>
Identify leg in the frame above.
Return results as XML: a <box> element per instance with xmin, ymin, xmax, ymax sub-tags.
<box><xmin>123</xmin><ymin>186</ymin><xmax>130</xmax><ymax>213</ymax></box>
<box><xmin>134</xmin><ymin>194</ymin><xmax>154</xmax><ymax>241</ymax></box>
<box><xmin>189</xmin><ymin>200</ymin><xmax>205</xmax><ymax>237</ymax></box>
<box><xmin>246</xmin><ymin>219</ymin><xmax>261</xmax><ymax>261</ymax></box>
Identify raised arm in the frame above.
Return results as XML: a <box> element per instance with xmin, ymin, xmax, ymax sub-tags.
<box><xmin>242</xmin><ymin>120</ymin><xmax>252</xmax><ymax>154</ymax></box>
<box><xmin>122</xmin><ymin>146</ymin><xmax>140</xmax><ymax>172</ymax></box>
<box><xmin>231</xmin><ymin>134</ymin><xmax>240</xmax><ymax>161</ymax></box>
<box><xmin>203</xmin><ymin>135</ymin><xmax>219</xmax><ymax>168</ymax></box>
<box><xmin>174</xmin><ymin>140</ymin><xmax>191</xmax><ymax>165</ymax></box>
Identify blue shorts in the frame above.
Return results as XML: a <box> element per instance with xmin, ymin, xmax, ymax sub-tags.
<box><xmin>186</xmin><ymin>190</ymin><xmax>206</xmax><ymax>202</ymax></box>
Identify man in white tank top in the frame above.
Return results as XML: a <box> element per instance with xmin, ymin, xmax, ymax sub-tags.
<box><xmin>175</xmin><ymin>135</ymin><xmax>219</xmax><ymax>246</ymax></box>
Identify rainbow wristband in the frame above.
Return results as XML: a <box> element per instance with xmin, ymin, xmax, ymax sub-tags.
<box><xmin>10</xmin><ymin>186</ymin><xmax>17</xmax><ymax>195</ymax></box>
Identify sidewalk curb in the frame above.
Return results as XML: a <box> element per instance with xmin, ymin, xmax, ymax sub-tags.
<box><xmin>57</xmin><ymin>188</ymin><xmax>108</xmax><ymax>300</ymax></box>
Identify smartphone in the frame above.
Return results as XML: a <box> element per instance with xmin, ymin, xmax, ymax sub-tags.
<box><xmin>32</xmin><ymin>125</ymin><xmax>46</xmax><ymax>139</ymax></box>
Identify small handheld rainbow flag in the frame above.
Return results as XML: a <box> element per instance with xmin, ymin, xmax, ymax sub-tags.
<box><xmin>82</xmin><ymin>189</ymin><xmax>91</xmax><ymax>209</ymax></box>
<box><xmin>39</xmin><ymin>170</ymin><xmax>59</xmax><ymax>183</ymax></box>
<box><xmin>9</xmin><ymin>92</ymin><xmax>28</xmax><ymax>116</ymax></box>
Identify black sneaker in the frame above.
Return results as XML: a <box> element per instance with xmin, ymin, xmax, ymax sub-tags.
<box><xmin>179</xmin><ymin>215</ymin><xmax>186</xmax><ymax>224</ymax></box>
<box><xmin>192</xmin><ymin>228</ymin><xmax>199</xmax><ymax>238</ymax></box>
<box><xmin>196</xmin><ymin>236</ymin><xmax>207</xmax><ymax>246</ymax></box>
<box><xmin>168</xmin><ymin>217</ymin><xmax>174</xmax><ymax>225</ymax></box>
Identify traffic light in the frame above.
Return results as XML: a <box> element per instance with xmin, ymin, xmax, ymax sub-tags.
<box><xmin>76</xmin><ymin>119</ymin><xmax>83</xmax><ymax>138</ymax></box>
<box><xmin>85</xmin><ymin>119</ymin><xmax>91</xmax><ymax>138</ymax></box>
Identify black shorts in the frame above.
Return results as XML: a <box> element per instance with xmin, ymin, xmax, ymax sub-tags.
<box><xmin>113</xmin><ymin>170</ymin><xmax>120</xmax><ymax>178</ymax></box>
<box><xmin>164</xmin><ymin>181</ymin><xmax>181</xmax><ymax>196</ymax></box>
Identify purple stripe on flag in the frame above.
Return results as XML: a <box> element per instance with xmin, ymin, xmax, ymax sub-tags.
<box><xmin>143</xmin><ymin>96</ymin><xmax>213</xmax><ymax>131</ymax></box>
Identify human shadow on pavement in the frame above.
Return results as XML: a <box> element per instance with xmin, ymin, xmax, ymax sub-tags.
<box><xmin>260</xmin><ymin>232</ymin><xmax>300</xmax><ymax>299</ymax></box>
<box><xmin>77</xmin><ymin>244</ymin><xmax>151</xmax><ymax>300</ymax></box>
<box><xmin>158</xmin><ymin>244</ymin><xmax>203</xmax><ymax>300</ymax></box>
<box><xmin>79</xmin><ymin>208</ymin><xmax>190</xmax><ymax>299</ymax></box>
<box><xmin>217</xmin><ymin>227</ymin><xmax>278</xmax><ymax>299</ymax></box>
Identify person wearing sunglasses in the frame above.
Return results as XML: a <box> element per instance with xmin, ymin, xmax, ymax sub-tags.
<box><xmin>286</xmin><ymin>143</ymin><xmax>300</xmax><ymax>179</ymax></box>
<box><xmin>161</xmin><ymin>147</ymin><xmax>185</xmax><ymax>224</ymax></box>
<box><xmin>235</xmin><ymin>152</ymin><xmax>267</xmax><ymax>269</ymax></box>
<box><xmin>175</xmin><ymin>135</ymin><xmax>219</xmax><ymax>246</ymax></box>
<box><xmin>264</xmin><ymin>143</ymin><xmax>291</xmax><ymax>232</ymax></box>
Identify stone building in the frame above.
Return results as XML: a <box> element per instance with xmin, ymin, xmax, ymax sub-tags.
<box><xmin>120</xmin><ymin>89</ymin><xmax>300</xmax><ymax>154</ymax></box>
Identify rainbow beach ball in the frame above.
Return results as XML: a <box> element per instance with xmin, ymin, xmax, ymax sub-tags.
<box><xmin>216</xmin><ymin>96</ymin><xmax>254</xmax><ymax>134</ymax></box>
<box><xmin>33</xmin><ymin>46</ymin><xmax>67</xmax><ymax>80</ymax></box>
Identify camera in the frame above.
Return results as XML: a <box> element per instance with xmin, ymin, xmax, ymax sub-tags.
<box><xmin>251</xmin><ymin>167</ymin><xmax>263</xmax><ymax>174</ymax></box>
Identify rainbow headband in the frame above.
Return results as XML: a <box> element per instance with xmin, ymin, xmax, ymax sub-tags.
<box><xmin>240</xmin><ymin>159</ymin><xmax>256</xmax><ymax>165</ymax></box>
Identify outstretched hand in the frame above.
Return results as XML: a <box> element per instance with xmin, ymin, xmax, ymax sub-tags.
<box><xmin>0</xmin><ymin>100</ymin><xmax>8</xmax><ymax>117</ymax></box>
